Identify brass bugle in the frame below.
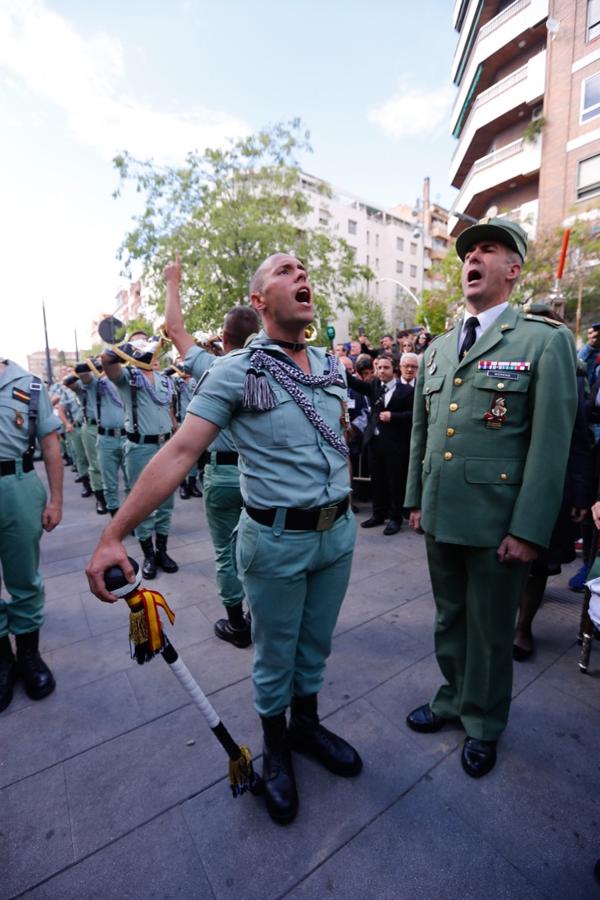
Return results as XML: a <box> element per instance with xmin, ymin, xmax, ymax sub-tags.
<box><xmin>304</xmin><ymin>324</ymin><xmax>318</xmax><ymax>342</ymax></box>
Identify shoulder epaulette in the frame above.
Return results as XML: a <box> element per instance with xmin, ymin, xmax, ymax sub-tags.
<box><xmin>523</xmin><ymin>313</ymin><xmax>562</xmax><ymax>328</ymax></box>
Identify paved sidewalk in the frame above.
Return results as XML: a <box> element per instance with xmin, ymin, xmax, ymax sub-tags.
<box><xmin>2</xmin><ymin>466</ymin><xmax>600</xmax><ymax>899</ymax></box>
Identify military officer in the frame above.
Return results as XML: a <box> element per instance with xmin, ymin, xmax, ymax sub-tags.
<box><xmin>163</xmin><ymin>254</ymin><xmax>258</xmax><ymax>649</ymax></box>
<box><xmin>404</xmin><ymin>218</ymin><xmax>577</xmax><ymax>777</ymax></box>
<box><xmin>87</xmin><ymin>253</ymin><xmax>362</xmax><ymax>826</ymax></box>
<box><xmin>78</xmin><ymin>361</ymin><xmax>130</xmax><ymax>517</ymax></box>
<box><xmin>74</xmin><ymin>361</ymin><xmax>108</xmax><ymax>514</ymax></box>
<box><xmin>0</xmin><ymin>359</ymin><xmax>63</xmax><ymax>711</ymax></box>
<box><xmin>101</xmin><ymin>332</ymin><xmax>179</xmax><ymax>579</ymax></box>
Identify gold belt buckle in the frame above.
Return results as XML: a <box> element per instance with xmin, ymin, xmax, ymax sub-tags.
<box><xmin>316</xmin><ymin>504</ymin><xmax>338</xmax><ymax>531</ymax></box>
<box><xmin>157</xmin><ymin>433</ymin><xmax>166</xmax><ymax>445</ymax></box>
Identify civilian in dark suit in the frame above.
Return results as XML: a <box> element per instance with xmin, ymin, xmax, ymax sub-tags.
<box><xmin>358</xmin><ymin>353</ymin><xmax>416</xmax><ymax>535</ymax></box>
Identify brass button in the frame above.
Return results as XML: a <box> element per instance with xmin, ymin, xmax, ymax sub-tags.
<box><xmin>449</xmin><ymin>402</ymin><xmax>458</xmax><ymax>412</ymax></box>
<box><xmin>446</xmin><ymin>427</ymin><xmax>455</xmax><ymax>437</ymax></box>
<box><xmin>497</xmin><ymin>382</ymin><xmax>505</xmax><ymax>389</ymax></box>
<box><xmin>454</xmin><ymin>377</ymin><xmax>462</xmax><ymax>386</ymax></box>
<box><xmin>444</xmin><ymin>452</ymin><xmax>453</xmax><ymax>461</ymax></box>
<box><xmin>500</xmin><ymin>473</ymin><xmax>508</xmax><ymax>481</ymax></box>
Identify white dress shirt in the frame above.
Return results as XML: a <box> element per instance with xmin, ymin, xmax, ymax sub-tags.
<box><xmin>457</xmin><ymin>301</ymin><xmax>509</xmax><ymax>355</ymax></box>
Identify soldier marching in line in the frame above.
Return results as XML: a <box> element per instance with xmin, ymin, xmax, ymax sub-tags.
<box><xmin>0</xmin><ymin>358</ymin><xmax>63</xmax><ymax>711</ymax></box>
<box><xmin>72</xmin><ymin>361</ymin><xmax>108</xmax><ymax>515</ymax></box>
<box><xmin>165</xmin><ymin>361</ymin><xmax>203</xmax><ymax>500</ymax></box>
<box><xmin>101</xmin><ymin>331</ymin><xmax>180</xmax><ymax>580</ymax></box>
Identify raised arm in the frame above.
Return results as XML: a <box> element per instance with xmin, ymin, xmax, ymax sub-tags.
<box><xmin>164</xmin><ymin>253</ymin><xmax>196</xmax><ymax>357</ymax></box>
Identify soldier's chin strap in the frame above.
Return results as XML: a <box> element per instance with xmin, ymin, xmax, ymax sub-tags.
<box><xmin>25</xmin><ymin>377</ymin><xmax>42</xmax><ymax>465</ymax></box>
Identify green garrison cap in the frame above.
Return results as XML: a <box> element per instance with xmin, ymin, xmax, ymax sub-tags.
<box><xmin>456</xmin><ymin>216</ymin><xmax>528</xmax><ymax>262</ymax></box>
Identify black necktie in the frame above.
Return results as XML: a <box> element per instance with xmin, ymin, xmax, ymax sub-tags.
<box><xmin>459</xmin><ymin>316</ymin><xmax>480</xmax><ymax>359</ymax></box>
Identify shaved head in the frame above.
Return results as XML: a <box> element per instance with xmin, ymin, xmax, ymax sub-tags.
<box><xmin>249</xmin><ymin>253</ymin><xmax>305</xmax><ymax>296</ymax></box>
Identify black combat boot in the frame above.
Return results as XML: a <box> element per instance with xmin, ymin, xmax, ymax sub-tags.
<box><xmin>188</xmin><ymin>475</ymin><xmax>203</xmax><ymax>497</ymax></box>
<box><xmin>214</xmin><ymin>602</ymin><xmax>251</xmax><ymax>648</ymax></box>
<box><xmin>80</xmin><ymin>475</ymin><xmax>92</xmax><ymax>498</ymax></box>
<box><xmin>63</xmin><ymin>453</ymin><xmax>73</xmax><ymax>466</ymax></box>
<box><xmin>287</xmin><ymin>693</ymin><xmax>362</xmax><ymax>777</ymax></box>
<box><xmin>261</xmin><ymin>712</ymin><xmax>298</xmax><ymax>825</ymax></box>
<box><xmin>139</xmin><ymin>538</ymin><xmax>157</xmax><ymax>579</ymax></box>
<box><xmin>155</xmin><ymin>534</ymin><xmax>178</xmax><ymax>573</ymax></box>
<box><xmin>179</xmin><ymin>479</ymin><xmax>190</xmax><ymax>500</ymax></box>
<box><xmin>94</xmin><ymin>489</ymin><xmax>108</xmax><ymax>515</ymax></box>
<box><xmin>15</xmin><ymin>630</ymin><xmax>56</xmax><ymax>701</ymax></box>
<box><xmin>0</xmin><ymin>636</ymin><xmax>17</xmax><ymax>712</ymax></box>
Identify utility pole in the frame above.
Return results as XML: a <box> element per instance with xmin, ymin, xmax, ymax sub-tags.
<box><xmin>74</xmin><ymin>329</ymin><xmax>80</xmax><ymax>362</ymax></box>
<box><xmin>42</xmin><ymin>299</ymin><xmax>53</xmax><ymax>385</ymax></box>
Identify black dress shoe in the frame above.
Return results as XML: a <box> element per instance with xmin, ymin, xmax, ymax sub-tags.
<box><xmin>288</xmin><ymin>694</ymin><xmax>362</xmax><ymax>777</ymax></box>
<box><xmin>0</xmin><ymin>637</ymin><xmax>16</xmax><ymax>712</ymax></box>
<box><xmin>383</xmin><ymin>519</ymin><xmax>401</xmax><ymax>535</ymax></box>
<box><xmin>512</xmin><ymin>641</ymin><xmax>534</xmax><ymax>662</ymax></box>
<box><xmin>361</xmin><ymin>515</ymin><xmax>385</xmax><ymax>529</ymax></box>
<box><xmin>406</xmin><ymin>703</ymin><xmax>454</xmax><ymax>733</ymax></box>
<box><xmin>461</xmin><ymin>737</ymin><xmax>497</xmax><ymax>778</ymax></box>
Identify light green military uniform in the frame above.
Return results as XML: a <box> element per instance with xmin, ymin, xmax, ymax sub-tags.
<box><xmin>60</xmin><ymin>387</ymin><xmax>87</xmax><ymax>477</ymax></box>
<box><xmin>84</xmin><ymin>376</ymin><xmax>129</xmax><ymax>512</ymax></box>
<box><xmin>0</xmin><ymin>361</ymin><xmax>60</xmax><ymax>636</ymax></box>
<box><xmin>74</xmin><ymin>382</ymin><xmax>103</xmax><ymax>491</ymax></box>
<box><xmin>172</xmin><ymin>372</ymin><xmax>198</xmax><ymax>479</ymax></box>
<box><xmin>405</xmin><ymin>305</ymin><xmax>577</xmax><ymax>740</ymax></box>
<box><xmin>113</xmin><ymin>367</ymin><xmax>175</xmax><ymax>541</ymax></box>
<box><xmin>187</xmin><ymin>332</ymin><xmax>355</xmax><ymax>717</ymax></box>
<box><xmin>184</xmin><ymin>345</ymin><xmax>244</xmax><ymax>609</ymax></box>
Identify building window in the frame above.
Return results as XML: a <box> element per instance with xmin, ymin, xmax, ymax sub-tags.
<box><xmin>366</xmin><ymin>230</ymin><xmax>370</xmax><ymax>244</ymax></box>
<box><xmin>396</xmin><ymin>237</ymin><xmax>404</xmax><ymax>251</ymax></box>
<box><xmin>375</xmin><ymin>257</ymin><xmax>380</xmax><ymax>269</ymax></box>
<box><xmin>577</xmin><ymin>153</ymin><xmax>600</xmax><ymax>199</ymax></box>
<box><xmin>395</xmin><ymin>285</ymin><xmax>402</xmax><ymax>301</ymax></box>
<box><xmin>348</xmin><ymin>219</ymin><xmax>357</xmax><ymax>235</ymax></box>
<box><xmin>410</xmin><ymin>242</ymin><xmax>417</xmax><ymax>255</ymax></box>
<box><xmin>410</xmin><ymin>264</ymin><xmax>417</xmax><ymax>277</ymax></box>
<box><xmin>375</xmin><ymin>234</ymin><xmax>379</xmax><ymax>248</ymax></box>
<box><xmin>588</xmin><ymin>0</ymin><xmax>600</xmax><ymax>41</ymax></box>
<box><xmin>366</xmin><ymin>255</ymin><xmax>370</xmax><ymax>266</ymax></box>
<box><xmin>396</xmin><ymin>260</ymin><xmax>404</xmax><ymax>274</ymax></box>
<box><xmin>582</xmin><ymin>72</ymin><xmax>600</xmax><ymax>123</ymax></box>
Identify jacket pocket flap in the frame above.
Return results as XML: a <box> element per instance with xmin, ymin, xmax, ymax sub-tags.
<box><xmin>465</xmin><ymin>457</ymin><xmax>525</xmax><ymax>484</ymax></box>
<box><xmin>423</xmin><ymin>375</ymin><xmax>445</xmax><ymax>395</ymax></box>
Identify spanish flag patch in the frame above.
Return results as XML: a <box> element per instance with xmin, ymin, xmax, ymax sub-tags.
<box><xmin>12</xmin><ymin>387</ymin><xmax>31</xmax><ymax>404</ymax></box>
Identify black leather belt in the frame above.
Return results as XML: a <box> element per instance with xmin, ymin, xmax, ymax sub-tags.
<box><xmin>85</xmin><ymin>419</ymin><xmax>98</xmax><ymax>426</ymax></box>
<box><xmin>98</xmin><ymin>426</ymin><xmax>126</xmax><ymax>437</ymax></box>
<box><xmin>0</xmin><ymin>457</ymin><xmax>34</xmax><ymax>476</ymax></box>
<box><xmin>126</xmin><ymin>432</ymin><xmax>172</xmax><ymax>445</ymax></box>
<box><xmin>245</xmin><ymin>496</ymin><xmax>349</xmax><ymax>531</ymax></box>
<box><xmin>211</xmin><ymin>451</ymin><xmax>239</xmax><ymax>465</ymax></box>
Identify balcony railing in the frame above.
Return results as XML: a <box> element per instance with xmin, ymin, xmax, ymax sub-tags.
<box><xmin>451</xmin><ymin>64</ymin><xmax>528</xmax><ymax>161</ymax></box>
<box><xmin>479</xmin><ymin>0</ymin><xmax>530</xmax><ymax>40</ymax></box>
<box><xmin>472</xmin><ymin>137</ymin><xmax>524</xmax><ymax>173</ymax></box>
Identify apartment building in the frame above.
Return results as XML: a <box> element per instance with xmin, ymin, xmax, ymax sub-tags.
<box><xmin>450</xmin><ymin>0</ymin><xmax>600</xmax><ymax>238</ymax></box>
<box><xmin>300</xmin><ymin>174</ymin><xmax>446</xmax><ymax>338</ymax></box>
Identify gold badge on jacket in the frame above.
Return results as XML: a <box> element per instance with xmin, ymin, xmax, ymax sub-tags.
<box><xmin>483</xmin><ymin>395</ymin><xmax>507</xmax><ymax>429</ymax></box>
<box><xmin>15</xmin><ymin>410</ymin><xmax>24</xmax><ymax>428</ymax></box>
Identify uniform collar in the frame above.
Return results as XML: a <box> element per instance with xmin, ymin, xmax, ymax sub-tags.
<box><xmin>0</xmin><ymin>359</ymin><xmax>31</xmax><ymax>388</ymax></box>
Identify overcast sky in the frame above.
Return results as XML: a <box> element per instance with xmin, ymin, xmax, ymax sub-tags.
<box><xmin>1</xmin><ymin>0</ymin><xmax>458</xmax><ymax>367</ymax></box>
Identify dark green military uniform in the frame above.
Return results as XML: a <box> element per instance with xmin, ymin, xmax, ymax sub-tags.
<box><xmin>405</xmin><ymin>305</ymin><xmax>577</xmax><ymax>739</ymax></box>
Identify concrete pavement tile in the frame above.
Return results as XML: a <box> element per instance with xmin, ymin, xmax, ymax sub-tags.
<box><xmin>4</xmin><ymin>765</ymin><xmax>74</xmax><ymax>896</ymax></box>
<box><xmin>0</xmin><ymin>673</ymin><xmax>142</xmax><ymax>788</ymax></box>
<box><xmin>424</xmin><ymin>689</ymin><xmax>600</xmax><ymax>898</ymax></box>
<box><xmin>182</xmin><ymin>699</ymin><xmax>443</xmax><ymax>900</ymax></box>
<box><xmin>80</xmin><ymin>591</ymin><xmax>131</xmax><ymax>638</ymax></box>
<box><xmin>285</xmin><ymin>780</ymin><xmax>543</xmax><ymax>900</ymax></box>
<box><xmin>65</xmin><ymin>679</ymin><xmax>261</xmax><ymax>858</ymax></box>
<box><xmin>39</xmin><ymin>594</ymin><xmax>92</xmax><ymax>652</ymax></box>
<box><xmin>126</xmin><ymin>638</ymin><xmax>253</xmax><ymax>719</ymax></box>
<box><xmin>540</xmin><ymin>645</ymin><xmax>600</xmax><ymax>710</ymax></box>
<box><xmin>40</xmin><ymin>554</ymin><xmax>92</xmax><ymax>579</ymax></box>
<box><xmin>44</xmin><ymin>570</ymin><xmax>90</xmax><ymax>600</ymax></box>
<box><xmin>23</xmin><ymin>807</ymin><xmax>212</xmax><ymax>900</ymax></box>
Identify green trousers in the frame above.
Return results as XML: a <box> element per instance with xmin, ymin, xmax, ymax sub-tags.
<box><xmin>70</xmin><ymin>426</ymin><xmax>88</xmax><ymax>477</ymax></box>
<box><xmin>426</xmin><ymin>535</ymin><xmax>530</xmax><ymax>741</ymax></box>
<box><xmin>236</xmin><ymin>508</ymin><xmax>356</xmax><ymax>717</ymax></box>
<box><xmin>125</xmin><ymin>442</ymin><xmax>174</xmax><ymax>541</ymax></box>
<box><xmin>203</xmin><ymin>462</ymin><xmax>245</xmax><ymax>608</ymax></box>
<box><xmin>97</xmin><ymin>434</ymin><xmax>130</xmax><ymax>511</ymax></box>
<box><xmin>0</xmin><ymin>468</ymin><xmax>46</xmax><ymax>636</ymax></box>
<box><xmin>81</xmin><ymin>423</ymin><xmax>102</xmax><ymax>491</ymax></box>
